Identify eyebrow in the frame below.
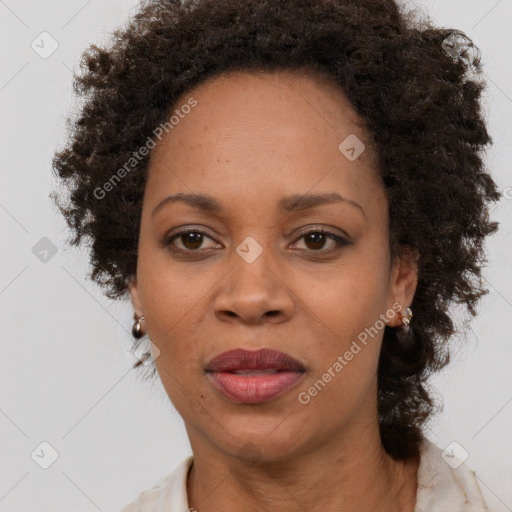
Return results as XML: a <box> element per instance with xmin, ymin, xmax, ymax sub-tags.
<box><xmin>151</xmin><ymin>192</ymin><xmax>366</xmax><ymax>218</ymax></box>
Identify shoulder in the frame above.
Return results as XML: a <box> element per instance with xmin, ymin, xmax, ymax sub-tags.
<box><xmin>114</xmin><ymin>455</ymin><xmax>194</xmax><ymax>512</ymax></box>
<box><xmin>414</xmin><ymin>437</ymin><xmax>489</xmax><ymax>512</ymax></box>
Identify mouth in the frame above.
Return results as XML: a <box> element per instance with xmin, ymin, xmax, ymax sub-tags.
<box><xmin>205</xmin><ymin>348</ymin><xmax>306</xmax><ymax>404</ymax></box>
<box><xmin>229</xmin><ymin>369</ymin><xmax>281</xmax><ymax>375</ymax></box>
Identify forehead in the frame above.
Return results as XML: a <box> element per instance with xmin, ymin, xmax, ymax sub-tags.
<box><xmin>182</xmin><ymin>68</ymin><xmax>359</xmax><ymax>121</ymax></box>
<box><xmin>160</xmin><ymin>68</ymin><xmax>367</xmax><ymax>145</ymax></box>
<box><xmin>144</xmin><ymin>69</ymin><xmax>381</xmax><ymax>212</ymax></box>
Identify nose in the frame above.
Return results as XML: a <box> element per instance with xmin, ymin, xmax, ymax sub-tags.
<box><xmin>213</xmin><ymin>242</ymin><xmax>295</xmax><ymax>325</ymax></box>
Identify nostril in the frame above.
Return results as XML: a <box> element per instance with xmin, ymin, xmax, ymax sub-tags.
<box><xmin>266</xmin><ymin>310</ymin><xmax>279</xmax><ymax>317</ymax></box>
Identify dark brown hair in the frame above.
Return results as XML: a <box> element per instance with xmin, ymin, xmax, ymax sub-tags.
<box><xmin>51</xmin><ymin>0</ymin><xmax>500</xmax><ymax>461</ymax></box>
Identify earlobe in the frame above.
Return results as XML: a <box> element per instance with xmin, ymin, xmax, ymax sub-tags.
<box><xmin>387</xmin><ymin>247</ymin><xmax>419</xmax><ymax>327</ymax></box>
<box><xmin>128</xmin><ymin>275</ymin><xmax>143</xmax><ymax>317</ymax></box>
<box><xmin>128</xmin><ymin>276</ymin><xmax>146</xmax><ymax>339</ymax></box>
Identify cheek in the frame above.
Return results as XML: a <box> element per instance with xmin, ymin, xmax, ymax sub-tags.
<box><xmin>294</xmin><ymin>244</ymin><xmax>391</xmax><ymax>379</ymax></box>
<box><xmin>293</xmin><ymin>268</ymin><xmax>387</xmax><ymax>423</ymax></box>
<box><xmin>138</xmin><ymin>238</ymin><xmax>210</xmax><ymax>320</ymax></box>
<box><xmin>301</xmin><ymin>253</ymin><xmax>389</xmax><ymax>333</ymax></box>
<box><xmin>136</xmin><ymin>258</ymin><xmax>210</xmax><ymax>370</ymax></box>
<box><xmin>138</xmin><ymin>266</ymin><xmax>209</xmax><ymax>414</ymax></box>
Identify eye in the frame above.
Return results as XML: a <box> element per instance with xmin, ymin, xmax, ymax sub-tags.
<box><xmin>290</xmin><ymin>228</ymin><xmax>350</xmax><ymax>252</ymax></box>
<box><xmin>163</xmin><ymin>229</ymin><xmax>220</xmax><ymax>251</ymax></box>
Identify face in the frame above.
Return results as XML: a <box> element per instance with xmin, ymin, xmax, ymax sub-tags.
<box><xmin>129</xmin><ymin>69</ymin><xmax>417</xmax><ymax>463</ymax></box>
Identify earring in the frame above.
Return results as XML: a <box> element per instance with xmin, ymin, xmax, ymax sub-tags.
<box><xmin>401</xmin><ymin>307</ymin><xmax>413</xmax><ymax>327</ymax></box>
<box><xmin>395</xmin><ymin>307</ymin><xmax>414</xmax><ymax>349</ymax></box>
<box><xmin>132</xmin><ymin>315</ymin><xmax>145</xmax><ymax>339</ymax></box>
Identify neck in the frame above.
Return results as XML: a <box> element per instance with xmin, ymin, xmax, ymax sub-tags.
<box><xmin>186</xmin><ymin>420</ymin><xmax>420</xmax><ymax>512</ymax></box>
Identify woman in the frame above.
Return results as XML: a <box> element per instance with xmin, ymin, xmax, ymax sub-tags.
<box><xmin>51</xmin><ymin>0</ymin><xmax>499</xmax><ymax>510</ymax></box>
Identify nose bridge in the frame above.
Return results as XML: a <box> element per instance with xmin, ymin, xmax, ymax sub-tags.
<box><xmin>232</xmin><ymin>233</ymin><xmax>279</xmax><ymax>295</ymax></box>
<box><xmin>235</xmin><ymin>236</ymin><xmax>274</xmax><ymax>284</ymax></box>
<box><xmin>214</xmin><ymin>234</ymin><xmax>293</xmax><ymax>322</ymax></box>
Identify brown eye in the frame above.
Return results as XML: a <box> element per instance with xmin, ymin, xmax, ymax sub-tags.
<box><xmin>163</xmin><ymin>229</ymin><xmax>219</xmax><ymax>251</ymax></box>
<box><xmin>303</xmin><ymin>232</ymin><xmax>329</xmax><ymax>250</ymax></box>
<box><xmin>179</xmin><ymin>232</ymin><xmax>204</xmax><ymax>250</ymax></box>
<box><xmin>292</xmin><ymin>229</ymin><xmax>349</xmax><ymax>252</ymax></box>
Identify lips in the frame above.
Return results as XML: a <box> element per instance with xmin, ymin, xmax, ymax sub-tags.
<box><xmin>205</xmin><ymin>348</ymin><xmax>306</xmax><ymax>404</ymax></box>
<box><xmin>206</xmin><ymin>348</ymin><xmax>306</xmax><ymax>372</ymax></box>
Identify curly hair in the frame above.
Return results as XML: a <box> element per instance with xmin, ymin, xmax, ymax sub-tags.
<box><xmin>51</xmin><ymin>0</ymin><xmax>501</xmax><ymax>462</ymax></box>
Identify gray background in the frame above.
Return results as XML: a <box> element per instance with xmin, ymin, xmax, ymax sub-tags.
<box><xmin>1</xmin><ymin>0</ymin><xmax>511</xmax><ymax>510</ymax></box>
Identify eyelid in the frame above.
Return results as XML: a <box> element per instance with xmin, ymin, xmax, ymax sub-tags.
<box><xmin>291</xmin><ymin>224</ymin><xmax>351</xmax><ymax>241</ymax></box>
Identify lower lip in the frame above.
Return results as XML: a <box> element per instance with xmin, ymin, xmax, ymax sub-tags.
<box><xmin>206</xmin><ymin>370</ymin><xmax>305</xmax><ymax>404</ymax></box>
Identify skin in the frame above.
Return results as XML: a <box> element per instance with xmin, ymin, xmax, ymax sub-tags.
<box><xmin>129</xmin><ymin>69</ymin><xmax>419</xmax><ymax>512</ymax></box>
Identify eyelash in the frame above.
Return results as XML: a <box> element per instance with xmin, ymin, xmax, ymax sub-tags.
<box><xmin>162</xmin><ymin>227</ymin><xmax>350</xmax><ymax>255</ymax></box>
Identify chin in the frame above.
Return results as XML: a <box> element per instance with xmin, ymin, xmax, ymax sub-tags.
<box><xmin>212</xmin><ymin>414</ymin><xmax>314</xmax><ymax>463</ymax></box>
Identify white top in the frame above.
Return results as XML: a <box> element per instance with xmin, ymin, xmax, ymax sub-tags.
<box><xmin>116</xmin><ymin>437</ymin><xmax>489</xmax><ymax>512</ymax></box>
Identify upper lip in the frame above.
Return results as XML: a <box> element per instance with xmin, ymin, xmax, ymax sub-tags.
<box><xmin>205</xmin><ymin>348</ymin><xmax>306</xmax><ymax>372</ymax></box>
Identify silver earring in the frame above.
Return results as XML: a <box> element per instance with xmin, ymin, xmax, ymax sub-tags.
<box><xmin>396</xmin><ymin>307</ymin><xmax>414</xmax><ymax>349</ymax></box>
<box><xmin>132</xmin><ymin>315</ymin><xmax>145</xmax><ymax>339</ymax></box>
<box><xmin>401</xmin><ymin>307</ymin><xmax>413</xmax><ymax>327</ymax></box>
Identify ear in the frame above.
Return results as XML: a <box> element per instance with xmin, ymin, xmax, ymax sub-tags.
<box><xmin>128</xmin><ymin>275</ymin><xmax>144</xmax><ymax>318</ymax></box>
<box><xmin>386</xmin><ymin>246</ymin><xmax>418</xmax><ymax>328</ymax></box>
